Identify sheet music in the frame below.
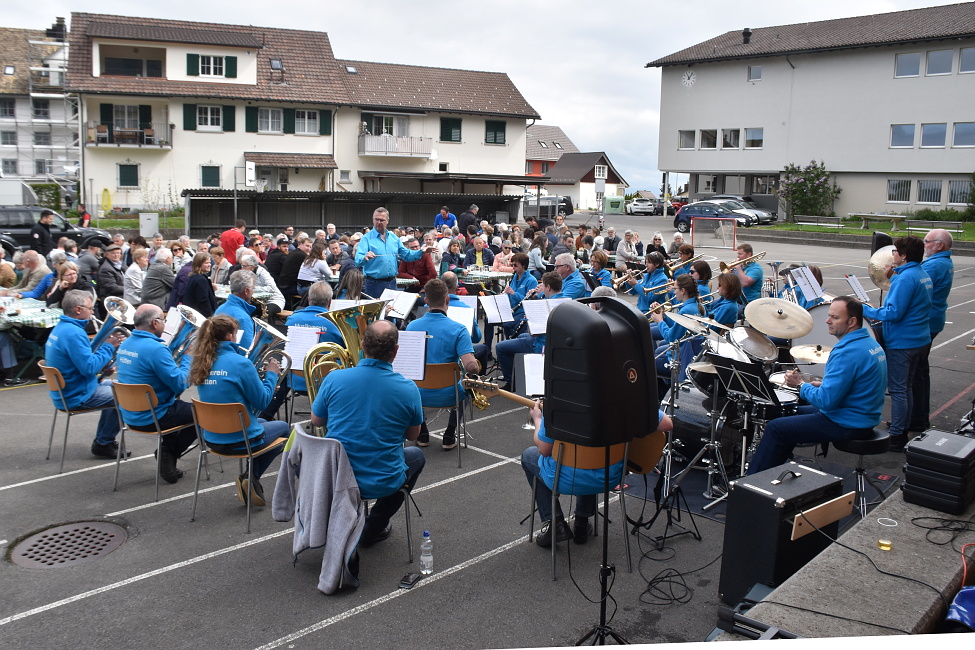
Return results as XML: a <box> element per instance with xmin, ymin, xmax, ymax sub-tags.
<box><xmin>455</xmin><ymin>295</ymin><xmax>478</xmax><ymax>309</ymax></box>
<box><xmin>446</xmin><ymin>305</ymin><xmax>476</xmax><ymax>334</ymax></box>
<box><xmin>330</xmin><ymin>298</ymin><xmax>385</xmax><ymax>311</ymax></box>
<box><xmin>284</xmin><ymin>326</ymin><xmax>320</xmax><ymax>366</ymax></box>
<box><xmin>380</xmin><ymin>289</ymin><xmax>419</xmax><ymax>319</ymax></box>
<box><xmin>524</xmin><ymin>353</ymin><xmax>545</xmax><ymax>396</ymax></box>
<box><xmin>522</xmin><ymin>298</ymin><xmax>570</xmax><ymax>336</ymax></box>
<box><xmin>479</xmin><ymin>294</ymin><xmax>514</xmax><ymax>324</ymax></box>
<box><xmin>392</xmin><ymin>330</ymin><xmax>426</xmax><ymax>381</ymax></box>
<box><xmin>845</xmin><ymin>274</ymin><xmax>871</xmax><ymax>305</ymax></box>
<box><xmin>160</xmin><ymin>309</ymin><xmax>183</xmax><ymax>345</ymax></box>
<box><xmin>791</xmin><ymin>266</ymin><xmax>824</xmax><ymax>301</ymax></box>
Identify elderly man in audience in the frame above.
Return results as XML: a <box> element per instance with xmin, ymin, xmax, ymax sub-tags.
<box><xmin>97</xmin><ymin>244</ymin><xmax>126</xmax><ymax>302</ymax></box>
<box><xmin>1</xmin><ymin>250</ymin><xmax>51</xmax><ymax>296</ymax></box>
<box><xmin>141</xmin><ymin>247</ymin><xmax>175</xmax><ymax>310</ymax></box>
<box><xmin>77</xmin><ymin>241</ymin><xmax>102</xmax><ymax>283</ymax></box>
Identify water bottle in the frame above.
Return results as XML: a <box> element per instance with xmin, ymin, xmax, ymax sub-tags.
<box><xmin>419</xmin><ymin>530</ymin><xmax>433</xmax><ymax>574</ymax></box>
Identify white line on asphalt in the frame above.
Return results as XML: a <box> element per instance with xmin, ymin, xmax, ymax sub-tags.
<box><xmin>948</xmin><ymin>298</ymin><xmax>975</xmax><ymax>310</ymax></box>
<box><xmin>932</xmin><ymin>328</ymin><xmax>975</xmax><ymax>352</ymax></box>
<box><xmin>0</xmin><ymin>454</ymin><xmax>155</xmax><ymax>491</ymax></box>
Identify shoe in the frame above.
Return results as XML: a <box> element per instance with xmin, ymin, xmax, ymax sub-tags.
<box><xmin>442</xmin><ymin>433</ymin><xmax>457</xmax><ymax>450</ymax></box>
<box><xmin>889</xmin><ymin>434</ymin><xmax>908</xmax><ymax>453</ymax></box>
<box><xmin>248</xmin><ymin>478</ymin><xmax>266</xmax><ymax>507</ymax></box>
<box><xmin>416</xmin><ymin>434</ymin><xmax>429</xmax><ymax>447</ymax></box>
<box><xmin>235</xmin><ymin>474</ymin><xmax>247</xmax><ymax>504</ymax></box>
<box><xmin>91</xmin><ymin>441</ymin><xmax>131</xmax><ymax>459</ymax></box>
<box><xmin>360</xmin><ymin>523</ymin><xmax>393</xmax><ymax>548</ymax></box>
<box><xmin>573</xmin><ymin>517</ymin><xmax>594</xmax><ymax>545</ymax></box>
<box><xmin>4</xmin><ymin>377</ymin><xmax>28</xmax><ymax>386</ymax></box>
<box><xmin>535</xmin><ymin>518</ymin><xmax>572</xmax><ymax>548</ymax></box>
<box><xmin>158</xmin><ymin>449</ymin><xmax>180</xmax><ymax>484</ymax></box>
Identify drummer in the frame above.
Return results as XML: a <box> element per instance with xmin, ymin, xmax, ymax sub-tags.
<box><xmin>706</xmin><ymin>273</ymin><xmax>741</xmax><ymax>329</ymax></box>
<box><xmin>650</xmin><ymin>275</ymin><xmax>706</xmax><ymax>397</ymax></box>
<box><xmin>747</xmin><ymin>296</ymin><xmax>887</xmax><ymax>475</ymax></box>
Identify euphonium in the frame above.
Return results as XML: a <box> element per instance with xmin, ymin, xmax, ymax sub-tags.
<box><xmin>244</xmin><ymin>318</ymin><xmax>289</xmax><ymax>367</ymax></box>
<box><xmin>719</xmin><ymin>251</ymin><xmax>766</xmax><ymax>273</ymax></box>
<box><xmin>90</xmin><ymin>296</ymin><xmax>135</xmax><ymax>351</ymax></box>
<box><xmin>257</xmin><ymin>349</ymin><xmax>292</xmax><ymax>389</ymax></box>
<box><xmin>168</xmin><ymin>305</ymin><xmax>207</xmax><ymax>361</ymax></box>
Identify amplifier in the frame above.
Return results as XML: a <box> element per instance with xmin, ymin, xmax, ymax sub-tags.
<box><xmin>719</xmin><ymin>462</ymin><xmax>848</xmax><ymax>605</ymax></box>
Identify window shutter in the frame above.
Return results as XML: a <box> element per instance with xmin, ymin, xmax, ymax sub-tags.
<box><xmin>319</xmin><ymin>110</ymin><xmax>332</xmax><ymax>135</ymax></box>
<box><xmin>283</xmin><ymin>108</ymin><xmax>295</xmax><ymax>134</ymax></box>
<box><xmin>183</xmin><ymin>104</ymin><xmax>197</xmax><ymax>131</ymax></box>
<box><xmin>118</xmin><ymin>164</ymin><xmax>139</xmax><ymax>187</ymax></box>
<box><xmin>441</xmin><ymin>118</ymin><xmax>461</xmax><ymax>142</ymax></box>
<box><xmin>245</xmin><ymin>106</ymin><xmax>258</xmax><ymax>133</ymax></box>
<box><xmin>361</xmin><ymin>112</ymin><xmax>374</xmax><ymax>135</ymax></box>
<box><xmin>138</xmin><ymin>105</ymin><xmax>152</xmax><ymax>129</ymax></box>
<box><xmin>225</xmin><ymin>56</ymin><xmax>237</xmax><ymax>79</ymax></box>
<box><xmin>186</xmin><ymin>53</ymin><xmax>199</xmax><ymax>76</ymax></box>
<box><xmin>99</xmin><ymin>103</ymin><xmax>113</xmax><ymax>125</ymax></box>
<box><xmin>222</xmin><ymin>105</ymin><xmax>236</xmax><ymax>132</ymax></box>
<box><xmin>201</xmin><ymin>166</ymin><xmax>220</xmax><ymax>187</ymax></box>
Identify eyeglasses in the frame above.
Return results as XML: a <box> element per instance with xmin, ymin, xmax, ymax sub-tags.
<box><xmin>555</xmin><ymin>263</ymin><xmax>571</xmax><ymax>269</ymax></box>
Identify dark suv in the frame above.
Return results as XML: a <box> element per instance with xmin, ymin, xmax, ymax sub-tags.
<box><xmin>0</xmin><ymin>206</ymin><xmax>112</xmax><ymax>256</ymax></box>
<box><xmin>673</xmin><ymin>203</ymin><xmax>753</xmax><ymax>233</ymax></box>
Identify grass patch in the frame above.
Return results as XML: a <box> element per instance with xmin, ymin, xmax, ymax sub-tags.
<box><xmin>759</xmin><ymin>220</ymin><xmax>975</xmax><ymax>241</ymax></box>
<box><xmin>89</xmin><ymin>217</ymin><xmax>187</xmax><ymax>230</ymax></box>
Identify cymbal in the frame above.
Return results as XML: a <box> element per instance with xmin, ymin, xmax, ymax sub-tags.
<box><xmin>665</xmin><ymin>311</ymin><xmax>710</xmax><ymax>336</ymax></box>
<box><xmin>683</xmin><ymin>313</ymin><xmax>732</xmax><ymax>331</ymax></box>
<box><xmin>868</xmin><ymin>244</ymin><xmax>895</xmax><ymax>291</ymax></box>
<box><xmin>744</xmin><ymin>297</ymin><xmax>814</xmax><ymax>339</ymax></box>
<box><xmin>687</xmin><ymin>361</ymin><xmax>717</xmax><ymax>374</ymax></box>
<box><xmin>790</xmin><ymin>344</ymin><xmax>832</xmax><ymax>363</ymax></box>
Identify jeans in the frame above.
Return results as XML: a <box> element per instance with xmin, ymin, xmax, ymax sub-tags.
<box><xmin>521</xmin><ymin>446</ymin><xmax>596</xmax><ymax>522</ymax></box>
<box><xmin>909</xmin><ymin>334</ymin><xmax>937</xmax><ymax>431</ymax></box>
<box><xmin>78</xmin><ymin>378</ymin><xmax>121</xmax><ymax>446</ymax></box>
<box><xmin>747</xmin><ymin>406</ymin><xmax>875</xmax><ymax>475</ymax></box>
<box><xmin>364</xmin><ymin>446</ymin><xmax>425</xmax><ymax>535</ymax></box>
<box><xmin>363</xmin><ymin>277</ymin><xmax>396</xmax><ymax>300</ymax></box>
<box><xmin>496</xmin><ymin>333</ymin><xmax>535</xmax><ymax>385</ymax></box>
<box><xmin>886</xmin><ymin>346</ymin><xmax>926</xmax><ymax>438</ymax></box>
<box><xmin>205</xmin><ymin>419</ymin><xmax>290</xmax><ymax>480</ymax></box>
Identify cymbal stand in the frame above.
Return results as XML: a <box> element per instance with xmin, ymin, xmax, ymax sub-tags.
<box><xmin>700</xmin><ymin>375</ymin><xmax>733</xmax><ymax>510</ymax></box>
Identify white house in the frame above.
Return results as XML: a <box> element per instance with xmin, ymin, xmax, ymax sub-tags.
<box><xmin>543</xmin><ymin>152</ymin><xmax>627</xmax><ymax>211</ymax></box>
<box><xmin>647</xmin><ymin>3</ymin><xmax>975</xmax><ymax>215</ymax></box>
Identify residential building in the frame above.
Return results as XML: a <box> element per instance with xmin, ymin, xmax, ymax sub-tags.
<box><xmin>0</xmin><ymin>20</ymin><xmax>78</xmax><ymax>201</ymax></box>
<box><xmin>647</xmin><ymin>3</ymin><xmax>975</xmax><ymax>215</ymax></box>
<box><xmin>543</xmin><ymin>152</ymin><xmax>627</xmax><ymax>211</ymax></box>
<box><xmin>525</xmin><ymin>124</ymin><xmax>579</xmax><ymax>177</ymax></box>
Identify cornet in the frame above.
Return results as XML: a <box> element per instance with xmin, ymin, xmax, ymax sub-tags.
<box><xmin>612</xmin><ymin>268</ymin><xmax>641</xmax><ymax>290</ymax></box>
<box><xmin>719</xmin><ymin>251</ymin><xmax>766</xmax><ymax>273</ymax></box>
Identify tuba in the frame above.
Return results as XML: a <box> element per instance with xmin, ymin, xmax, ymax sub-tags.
<box><xmin>319</xmin><ymin>300</ymin><xmax>391</xmax><ymax>367</ymax></box>
<box><xmin>91</xmin><ymin>296</ymin><xmax>135</xmax><ymax>351</ymax></box>
<box><xmin>303</xmin><ymin>341</ymin><xmax>351</xmax><ymax>404</ymax></box>
<box><xmin>168</xmin><ymin>305</ymin><xmax>207</xmax><ymax>361</ymax></box>
<box><xmin>244</xmin><ymin>318</ymin><xmax>289</xmax><ymax>368</ymax></box>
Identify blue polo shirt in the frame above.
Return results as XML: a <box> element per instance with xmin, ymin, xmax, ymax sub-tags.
<box><xmin>116</xmin><ymin>329</ymin><xmax>192</xmax><ymax>425</ymax></box>
<box><xmin>354</xmin><ymin>228</ymin><xmax>424</xmax><ymax>279</ymax></box>
<box><xmin>285</xmin><ymin>305</ymin><xmax>345</xmax><ymax>392</ymax></box>
<box><xmin>214</xmin><ymin>293</ymin><xmax>257</xmax><ymax>350</ymax></box>
<box><xmin>407</xmin><ymin>310</ymin><xmax>474</xmax><ymax>407</ymax></box>
<box><xmin>45</xmin><ymin>315</ymin><xmax>115</xmax><ymax>409</ymax></box>
<box><xmin>922</xmin><ymin>250</ymin><xmax>953</xmax><ymax>335</ymax></box>
<box><xmin>862</xmin><ymin>261</ymin><xmax>932</xmax><ymax>349</ymax></box>
<box><xmin>313</xmin><ymin>358</ymin><xmax>424</xmax><ymax>499</ymax></box>
<box><xmin>196</xmin><ymin>341</ymin><xmax>278</xmax><ymax>445</ymax></box>
<box><xmin>740</xmin><ymin>262</ymin><xmax>764</xmax><ymax>304</ymax></box>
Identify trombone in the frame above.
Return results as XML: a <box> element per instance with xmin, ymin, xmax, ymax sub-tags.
<box><xmin>665</xmin><ymin>254</ymin><xmax>704</xmax><ymax>277</ymax></box>
<box><xmin>644</xmin><ymin>298</ymin><xmax>679</xmax><ymax>316</ymax></box>
<box><xmin>642</xmin><ymin>280</ymin><xmax>672</xmax><ymax>295</ymax></box>
<box><xmin>719</xmin><ymin>251</ymin><xmax>766</xmax><ymax>273</ymax></box>
<box><xmin>699</xmin><ymin>289</ymin><xmax>720</xmax><ymax>305</ymax></box>
<box><xmin>612</xmin><ymin>268</ymin><xmax>641</xmax><ymax>290</ymax></box>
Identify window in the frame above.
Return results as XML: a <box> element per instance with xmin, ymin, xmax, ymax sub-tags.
<box><xmin>294</xmin><ymin>110</ymin><xmax>319</xmax><ymax>135</ymax></box>
<box><xmin>953</xmin><ymin>122</ymin><xmax>975</xmax><ymax>147</ymax></box>
<box><xmin>35</xmin><ymin>159</ymin><xmax>53</xmax><ymax>175</ymax></box>
<box><xmin>538</xmin><ymin>140</ymin><xmax>548</xmax><ymax>148</ymax></box>
<box><xmin>895</xmin><ymin>52</ymin><xmax>921</xmax><ymax>77</ymax></box>
<box><xmin>339</xmin><ymin>170</ymin><xmax>351</xmax><ymax>183</ymax></box>
<box><xmin>118</xmin><ymin>163</ymin><xmax>139</xmax><ymax>188</ymax></box>
<box><xmin>33</xmin><ymin>132</ymin><xmax>51</xmax><ymax>146</ymax></box>
<box><xmin>258</xmin><ymin>108</ymin><xmax>282</xmax><ymax>133</ymax></box>
<box><xmin>1</xmin><ymin>159</ymin><xmax>16</xmax><ymax>175</ymax></box>
<box><xmin>3</xmin><ymin>65</ymin><xmax>13</xmax><ymax>75</ymax></box>
<box><xmin>948</xmin><ymin>180</ymin><xmax>970</xmax><ymax>204</ymax></box>
<box><xmin>962</xmin><ymin>48</ymin><xmax>975</xmax><ymax>73</ymax></box>
<box><xmin>744</xmin><ymin>128</ymin><xmax>764</xmax><ymax>148</ymax></box>
<box><xmin>525</xmin><ymin>161</ymin><xmax>532</xmax><ymax>174</ymax></box>
<box><xmin>553</xmin><ymin>142</ymin><xmax>563</xmax><ymax>149</ymax></box>
<box><xmin>700</xmin><ymin>129</ymin><xmax>717</xmax><ymax>149</ymax></box>
<box><xmin>113</xmin><ymin>105</ymin><xmax>139</xmax><ymax>129</ymax></box>
<box><xmin>541</xmin><ymin>162</ymin><xmax>550</xmax><ymax>174</ymax></box>
<box><xmin>917</xmin><ymin>180</ymin><xmax>942</xmax><ymax>204</ymax></box>
<box><xmin>370</xmin><ymin>114</ymin><xmax>408</xmax><ymax>137</ymax></box>
<box><xmin>201</xmin><ymin>165</ymin><xmax>221</xmax><ymax>187</ymax></box>
<box><xmin>199</xmin><ymin>55</ymin><xmax>224</xmax><ymax>77</ymax></box>
<box><xmin>890</xmin><ymin>124</ymin><xmax>915</xmax><ymax>147</ymax></box>
<box><xmin>270</xmin><ymin>59</ymin><xmax>283</xmax><ymax>71</ymax></box>
<box><xmin>32</xmin><ymin>99</ymin><xmax>50</xmax><ymax>119</ymax></box>
<box><xmin>485</xmin><ymin>120</ymin><xmax>506</xmax><ymax>145</ymax></box>
<box><xmin>747</xmin><ymin>66</ymin><xmax>762</xmax><ymax>81</ymax></box>
<box><xmin>698</xmin><ymin>175</ymin><xmax>716</xmax><ymax>193</ymax></box>
<box><xmin>752</xmin><ymin>175</ymin><xmax>777</xmax><ymax>195</ymax></box>
<box><xmin>722</xmin><ymin>128</ymin><xmax>740</xmax><ymax>149</ymax></box>
<box><xmin>197</xmin><ymin>105</ymin><xmax>222</xmax><ymax>131</ymax></box>
<box><xmin>887</xmin><ymin>179</ymin><xmax>911</xmax><ymax>202</ymax></box>
<box><xmin>438</xmin><ymin>162</ymin><xmax>448</xmax><ymax>172</ymax></box>
<box><xmin>678</xmin><ymin>130</ymin><xmax>695</xmax><ymax>149</ymax></box>
<box><xmin>920</xmin><ymin>123</ymin><xmax>946</xmax><ymax>147</ymax></box>
<box><xmin>440</xmin><ymin>118</ymin><xmax>461</xmax><ymax>142</ymax></box>
<box><xmin>926</xmin><ymin>50</ymin><xmax>953</xmax><ymax>76</ymax></box>
<box><xmin>0</xmin><ymin>99</ymin><xmax>13</xmax><ymax>118</ymax></box>
<box><xmin>594</xmin><ymin>165</ymin><xmax>607</xmax><ymax>179</ymax></box>
<box><xmin>1</xmin><ymin>131</ymin><xmax>15</xmax><ymax>145</ymax></box>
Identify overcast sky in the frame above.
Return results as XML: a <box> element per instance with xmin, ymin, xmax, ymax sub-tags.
<box><xmin>7</xmin><ymin>0</ymin><xmax>947</xmax><ymax>193</ymax></box>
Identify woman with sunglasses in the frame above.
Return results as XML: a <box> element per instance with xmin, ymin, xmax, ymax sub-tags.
<box><xmin>649</xmin><ymin>232</ymin><xmax>668</xmax><ymax>258</ymax></box>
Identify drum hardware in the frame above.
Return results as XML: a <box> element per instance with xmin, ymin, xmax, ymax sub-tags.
<box><xmin>664</xmin><ymin>311</ymin><xmax>712</xmax><ymax>337</ymax></box>
<box><xmin>683</xmin><ymin>312</ymin><xmax>732</xmax><ymax>332</ymax></box>
<box><xmin>743</xmin><ymin>297</ymin><xmax>814</xmax><ymax>339</ymax></box>
<box><xmin>719</xmin><ymin>251</ymin><xmax>766</xmax><ymax>273</ymax></box>
<box><xmin>790</xmin><ymin>343</ymin><xmax>832</xmax><ymax>364</ymax></box>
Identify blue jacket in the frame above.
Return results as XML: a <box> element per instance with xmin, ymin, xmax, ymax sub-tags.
<box><xmin>285</xmin><ymin>306</ymin><xmax>345</xmax><ymax>392</ymax></box>
<box><xmin>214</xmin><ymin>293</ymin><xmax>257</xmax><ymax>350</ymax></box>
<box><xmin>116</xmin><ymin>329</ymin><xmax>192</xmax><ymax>425</ymax></box>
<box><xmin>19</xmin><ymin>272</ymin><xmax>55</xmax><ymax>300</ymax></box>
<box><xmin>448</xmin><ymin>294</ymin><xmax>482</xmax><ymax>343</ymax></box>
<box><xmin>196</xmin><ymin>341</ymin><xmax>278</xmax><ymax>445</ymax></box>
<box><xmin>629</xmin><ymin>268</ymin><xmax>668</xmax><ymax>312</ymax></box>
<box><xmin>658</xmin><ymin>299</ymin><xmax>704</xmax><ymax>345</ymax></box>
<box><xmin>560</xmin><ymin>270</ymin><xmax>589</xmax><ymax>299</ymax></box>
<box><xmin>706</xmin><ymin>296</ymin><xmax>738</xmax><ymax>327</ymax></box>
<box><xmin>799</xmin><ymin>328</ymin><xmax>887</xmax><ymax>429</ymax></box>
<box><xmin>434</xmin><ymin>212</ymin><xmax>456</xmax><ymax>230</ymax></box>
<box><xmin>922</xmin><ymin>251</ymin><xmax>953</xmax><ymax>335</ymax></box>
<box><xmin>45</xmin><ymin>315</ymin><xmax>115</xmax><ymax>409</ymax></box>
<box><xmin>507</xmin><ymin>270</ymin><xmax>539</xmax><ymax>321</ymax></box>
<box><xmin>355</xmin><ymin>228</ymin><xmax>424</xmax><ymax>279</ymax></box>
<box><xmin>406</xmin><ymin>311</ymin><xmax>474</xmax><ymax>407</ymax></box>
<box><xmin>862</xmin><ymin>261</ymin><xmax>932</xmax><ymax>349</ymax></box>
<box><xmin>590</xmin><ymin>268</ymin><xmax>612</xmax><ymax>288</ymax></box>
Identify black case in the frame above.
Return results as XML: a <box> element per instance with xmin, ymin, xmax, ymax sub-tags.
<box><xmin>902</xmin><ymin>483</ymin><xmax>975</xmax><ymax>516</ymax></box>
<box><xmin>903</xmin><ymin>463</ymin><xmax>975</xmax><ymax>495</ymax></box>
<box><xmin>904</xmin><ymin>430</ymin><xmax>975</xmax><ymax>476</ymax></box>
<box><xmin>719</xmin><ymin>462</ymin><xmax>844</xmax><ymax>605</ymax></box>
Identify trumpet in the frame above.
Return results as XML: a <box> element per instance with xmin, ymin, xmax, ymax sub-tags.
<box><xmin>644</xmin><ymin>300</ymin><xmax>678</xmax><ymax>316</ymax></box>
<box><xmin>642</xmin><ymin>280</ymin><xmax>672</xmax><ymax>295</ymax></box>
<box><xmin>719</xmin><ymin>251</ymin><xmax>766</xmax><ymax>273</ymax></box>
<box><xmin>612</xmin><ymin>269</ymin><xmax>641</xmax><ymax>290</ymax></box>
<box><xmin>665</xmin><ymin>254</ymin><xmax>704</xmax><ymax>277</ymax></box>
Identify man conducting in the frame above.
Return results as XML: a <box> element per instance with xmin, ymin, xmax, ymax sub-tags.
<box><xmin>311</xmin><ymin>320</ymin><xmax>425</xmax><ymax>548</ymax></box>
<box><xmin>116</xmin><ymin>304</ymin><xmax>198</xmax><ymax>482</ymax></box>
<box><xmin>356</xmin><ymin>207</ymin><xmax>435</xmax><ymax>299</ymax></box>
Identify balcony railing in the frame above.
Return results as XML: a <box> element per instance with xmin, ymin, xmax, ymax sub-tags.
<box><xmin>358</xmin><ymin>133</ymin><xmax>432</xmax><ymax>157</ymax></box>
<box><xmin>85</xmin><ymin>121</ymin><xmax>172</xmax><ymax>148</ymax></box>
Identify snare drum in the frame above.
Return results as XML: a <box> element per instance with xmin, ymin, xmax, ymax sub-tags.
<box><xmin>750</xmin><ymin>389</ymin><xmax>799</xmax><ymax>422</ymax></box>
<box><xmin>728</xmin><ymin>325</ymin><xmax>778</xmax><ymax>362</ymax></box>
<box><xmin>768</xmin><ymin>370</ymin><xmax>822</xmax><ymax>392</ymax></box>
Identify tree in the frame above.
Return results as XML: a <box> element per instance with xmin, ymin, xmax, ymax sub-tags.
<box><xmin>966</xmin><ymin>170</ymin><xmax>975</xmax><ymax>220</ymax></box>
<box><xmin>777</xmin><ymin>160</ymin><xmax>842</xmax><ymax>223</ymax></box>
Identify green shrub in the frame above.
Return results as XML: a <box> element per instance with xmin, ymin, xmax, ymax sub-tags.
<box><xmin>30</xmin><ymin>183</ymin><xmax>61</xmax><ymax>211</ymax></box>
<box><xmin>913</xmin><ymin>207</ymin><xmax>970</xmax><ymax>222</ymax></box>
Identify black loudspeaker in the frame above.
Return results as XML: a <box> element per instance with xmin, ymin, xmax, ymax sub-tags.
<box><xmin>543</xmin><ymin>297</ymin><xmax>658</xmax><ymax>447</ymax></box>
<box><xmin>871</xmin><ymin>230</ymin><xmax>893</xmax><ymax>254</ymax></box>
<box><xmin>718</xmin><ymin>462</ymin><xmax>843</xmax><ymax>605</ymax></box>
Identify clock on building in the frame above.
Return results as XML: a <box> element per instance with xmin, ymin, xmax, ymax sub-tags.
<box><xmin>681</xmin><ymin>70</ymin><xmax>696</xmax><ymax>87</ymax></box>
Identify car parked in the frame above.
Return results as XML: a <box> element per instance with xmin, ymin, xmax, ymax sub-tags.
<box><xmin>710</xmin><ymin>194</ymin><xmax>777</xmax><ymax>222</ymax></box>
<box><xmin>694</xmin><ymin>198</ymin><xmax>776</xmax><ymax>225</ymax></box>
<box><xmin>673</xmin><ymin>203</ymin><xmax>754</xmax><ymax>233</ymax></box>
<box><xmin>650</xmin><ymin>199</ymin><xmax>683</xmax><ymax>216</ymax></box>
<box><xmin>626</xmin><ymin>198</ymin><xmax>655</xmax><ymax>215</ymax></box>
<box><xmin>0</xmin><ymin>206</ymin><xmax>112</xmax><ymax>257</ymax></box>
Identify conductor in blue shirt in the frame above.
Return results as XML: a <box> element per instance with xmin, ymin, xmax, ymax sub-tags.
<box><xmin>748</xmin><ymin>296</ymin><xmax>887</xmax><ymax>474</ymax></box>
<box><xmin>356</xmin><ymin>207</ymin><xmax>437</xmax><ymax>299</ymax></box>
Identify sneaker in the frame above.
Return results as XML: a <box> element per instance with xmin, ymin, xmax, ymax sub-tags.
<box><xmin>249</xmin><ymin>477</ymin><xmax>266</xmax><ymax>507</ymax></box>
<box><xmin>416</xmin><ymin>434</ymin><xmax>429</xmax><ymax>447</ymax></box>
<box><xmin>158</xmin><ymin>449</ymin><xmax>180</xmax><ymax>484</ymax></box>
<box><xmin>573</xmin><ymin>517</ymin><xmax>594</xmax><ymax>545</ymax></box>
<box><xmin>535</xmin><ymin>518</ymin><xmax>572</xmax><ymax>548</ymax></box>
<box><xmin>91</xmin><ymin>441</ymin><xmax>131</xmax><ymax>459</ymax></box>
<box><xmin>442</xmin><ymin>432</ymin><xmax>457</xmax><ymax>450</ymax></box>
<box><xmin>4</xmin><ymin>377</ymin><xmax>28</xmax><ymax>386</ymax></box>
<box><xmin>360</xmin><ymin>523</ymin><xmax>393</xmax><ymax>548</ymax></box>
<box><xmin>235</xmin><ymin>474</ymin><xmax>247</xmax><ymax>504</ymax></box>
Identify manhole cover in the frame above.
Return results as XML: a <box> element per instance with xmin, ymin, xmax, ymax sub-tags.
<box><xmin>10</xmin><ymin>522</ymin><xmax>127</xmax><ymax>568</ymax></box>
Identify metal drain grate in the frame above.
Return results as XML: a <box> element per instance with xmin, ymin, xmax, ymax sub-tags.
<box><xmin>11</xmin><ymin>522</ymin><xmax>127</xmax><ymax>568</ymax></box>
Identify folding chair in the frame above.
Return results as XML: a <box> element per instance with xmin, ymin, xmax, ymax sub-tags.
<box><xmin>414</xmin><ymin>362</ymin><xmax>466</xmax><ymax>467</ymax></box>
<box><xmin>111</xmin><ymin>382</ymin><xmax>194</xmax><ymax>502</ymax></box>
<box><xmin>38</xmin><ymin>361</ymin><xmax>115</xmax><ymax>474</ymax></box>
<box><xmin>362</xmin><ymin>486</ymin><xmax>419</xmax><ymax>563</ymax></box>
<box><xmin>189</xmin><ymin>399</ymin><xmax>287</xmax><ymax>533</ymax></box>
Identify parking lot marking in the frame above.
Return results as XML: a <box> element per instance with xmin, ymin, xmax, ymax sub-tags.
<box><xmin>932</xmin><ymin>381</ymin><xmax>975</xmax><ymax>419</ymax></box>
<box><xmin>0</xmin><ymin>454</ymin><xmax>155</xmax><ymax>492</ymax></box>
<box><xmin>932</xmin><ymin>328</ymin><xmax>975</xmax><ymax>351</ymax></box>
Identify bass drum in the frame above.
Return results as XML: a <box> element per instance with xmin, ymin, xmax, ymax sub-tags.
<box><xmin>790</xmin><ymin>303</ymin><xmax>876</xmax><ymax>376</ymax></box>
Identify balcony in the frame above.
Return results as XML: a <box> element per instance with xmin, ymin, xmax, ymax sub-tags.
<box><xmin>85</xmin><ymin>121</ymin><xmax>173</xmax><ymax>149</ymax></box>
<box><xmin>358</xmin><ymin>133</ymin><xmax>432</xmax><ymax>157</ymax></box>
